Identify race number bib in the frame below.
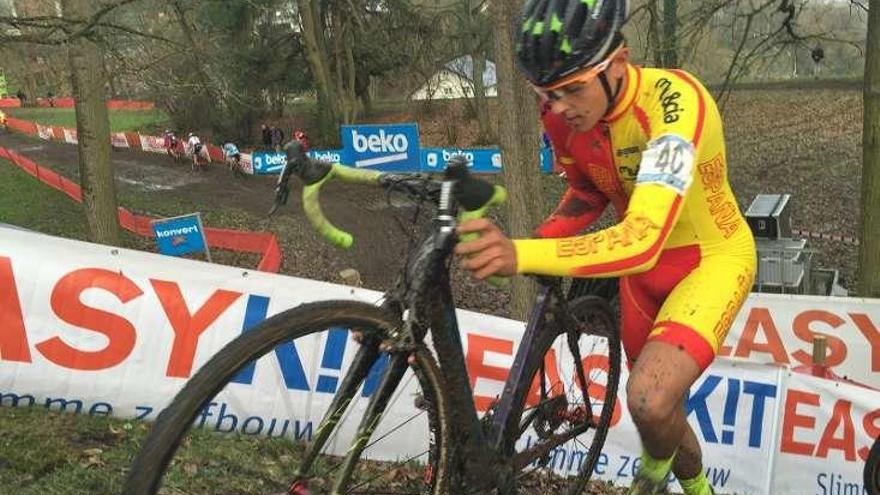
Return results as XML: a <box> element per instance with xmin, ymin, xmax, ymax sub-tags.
<box><xmin>636</xmin><ymin>134</ymin><xmax>695</xmax><ymax>195</ymax></box>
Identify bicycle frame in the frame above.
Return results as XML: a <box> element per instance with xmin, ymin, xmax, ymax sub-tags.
<box><xmin>317</xmin><ymin>175</ymin><xmax>592</xmax><ymax>492</ymax></box>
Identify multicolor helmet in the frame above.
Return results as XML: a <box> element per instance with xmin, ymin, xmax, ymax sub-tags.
<box><xmin>516</xmin><ymin>0</ymin><xmax>629</xmax><ymax>86</ymax></box>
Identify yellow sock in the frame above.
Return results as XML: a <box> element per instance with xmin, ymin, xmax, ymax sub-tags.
<box><xmin>638</xmin><ymin>448</ymin><xmax>675</xmax><ymax>483</ymax></box>
<box><xmin>680</xmin><ymin>471</ymin><xmax>713</xmax><ymax>495</ymax></box>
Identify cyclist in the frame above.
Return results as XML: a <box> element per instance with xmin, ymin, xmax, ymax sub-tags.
<box><xmin>222</xmin><ymin>141</ymin><xmax>244</xmax><ymax>176</ymax></box>
<box><xmin>187</xmin><ymin>132</ymin><xmax>207</xmax><ymax>171</ymax></box>
<box><xmin>163</xmin><ymin>129</ymin><xmax>180</xmax><ymax>160</ymax></box>
<box><xmin>454</xmin><ymin>1</ymin><xmax>756</xmax><ymax>494</ymax></box>
<box><xmin>293</xmin><ymin>129</ymin><xmax>310</xmax><ymax>152</ymax></box>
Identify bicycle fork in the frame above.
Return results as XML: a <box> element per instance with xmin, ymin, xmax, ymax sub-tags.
<box><xmin>331</xmin><ymin>351</ymin><xmax>411</xmax><ymax>493</ymax></box>
<box><xmin>288</xmin><ymin>341</ymin><xmax>383</xmax><ymax>493</ymax></box>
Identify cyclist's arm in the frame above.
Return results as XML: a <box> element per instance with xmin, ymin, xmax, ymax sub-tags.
<box><xmin>534</xmin><ymin>160</ymin><xmax>608</xmax><ymax>238</ymax></box>
<box><xmin>515</xmin><ymin>71</ymin><xmax>707</xmax><ymax>277</ymax></box>
<box><xmin>535</xmin><ymin>113</ymin><xmax>609</xmax><ymax>238</ymax></box>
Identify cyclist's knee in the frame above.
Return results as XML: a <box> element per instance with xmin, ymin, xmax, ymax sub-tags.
<box><xmin>625</xmin><ymin>377</ymin><xmax>679</xmax><ymax>428</ymax></box>
<box><xmin>625</xmin><ymin>342</ymin><xmax>701</xmax><ymax>428</ymax></box>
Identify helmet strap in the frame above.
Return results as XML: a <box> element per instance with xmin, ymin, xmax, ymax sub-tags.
<box><xmin>598</xmin><ymin>70</ymin><xmax>624</xmax><ymax>117</ymax></box>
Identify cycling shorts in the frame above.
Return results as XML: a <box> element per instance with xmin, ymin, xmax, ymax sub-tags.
<box><xmin>619</xmin><ymin>242</ymin><xmax>755</xmax><ymax>371</ymax></box>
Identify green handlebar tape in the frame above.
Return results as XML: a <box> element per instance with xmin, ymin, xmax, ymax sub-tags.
<box><xmin>301</xmin><ymin>165</ymin><xmax>382</xmax><ymax>248</ymax></box>
<box><xmin>331</xmin><ymin>164</ymin><xmax>383</xmax><ymax>185</ymax></box>
<box><xmin>458</xmin><ymin>185</ymin><xmax>510</xmax><ymax>288</ymax></box>
<box><xmin>302</xmin><ymin>169</ymin><xmax>353</xmax><ymax>249</ymax></box>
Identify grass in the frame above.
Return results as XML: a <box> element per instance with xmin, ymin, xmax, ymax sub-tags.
<box><xmin>0</xmin><ymin>160</ymin><xmax>259</xmax><ymax>269</ymax></box>
<box><xmin>5</xmin><ymin>107</ymin><xmax>170</xmax><ymax>134</ymax></box>
<box><xmin>0</xmin><ymin>405</ymin><xmax>325</xmax><ymax>495</ymax></box>
<box><xmin>0</xmin><ymin>164</ymin><xmax>147</xmax><ymax>249</ymax></box>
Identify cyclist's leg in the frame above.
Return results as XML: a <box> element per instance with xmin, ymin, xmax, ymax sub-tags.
<box><xmin>671</xmin><ymin>419</ymin><xmax>703</xmax><ymax>480</ymax></box>
<box><xmin>626</xmin><ymin>249</ymin><xmax>755</xmax><ymax>494</ymax></box>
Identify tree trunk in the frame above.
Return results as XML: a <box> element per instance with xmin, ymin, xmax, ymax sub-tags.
<box><xmin>647</xmin><ymin>0</ymin><xmax>663</xmax><ymax>67</ymax></box>
<box><xmin>662</xmin><ymin>0</ymin><xmax>678</xmax><ymax>68</ymax></box>
<box><xmin>860</xmin><ymin>5</ymin><xmax>880</xmax><ymax>297</ymax></box>
<box><xmin>492</xmin><ymin>0</ymin><xmax>544</xmax><ymax>321</ymax></box>
<box><xmin>62</xmin><ymin>0</ymin><xmax>120</xmax><ymax>246</ymax></box>
<box><xmin>471</xmin><ymin>51</ymin><xmax>494</xmax><ymax>144</ymax></box>
<box><xmin>299</xmin><ymin>0</ymin><xmax>341</xmax><ymax>126</ymax></box>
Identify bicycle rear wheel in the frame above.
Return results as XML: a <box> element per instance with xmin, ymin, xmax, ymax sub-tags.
<box><xmin>502</xmin><ymin>295</ymin><xmax>621</xmax><ymax>495</ymax></box>
<box><xmin>123</xmin><ymin>300</ymin><xmax>449</xmax><ymax>495</ymax></box>
<box><xmin>867</xmin><ymin>436</ymin><xmax>880</xmax><ymax>495</ymax></box>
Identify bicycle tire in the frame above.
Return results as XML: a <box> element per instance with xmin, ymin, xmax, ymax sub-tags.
<box><xmin>501</xmin><ymin>295</ymin><xmax>621</xmax><ymax>495</ymax></box>
<box><xmin>867</xmin><ymin>436</ymin><xmax>880</xmax><ymax>495</ymax></box>
<box><xmin>123</xmin><ymin>300</ymin><xmax>449</xmax><ymax>495</ymax></box>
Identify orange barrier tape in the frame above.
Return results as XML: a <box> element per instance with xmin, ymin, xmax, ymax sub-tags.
<box><xmin>0</xmin><ymin>98</ymin><xmax>155</xmax><ymax>110</ymax></box>
<box><xmin>0</xmin><ymin>145</ymin><xmax>283</xmax><ymax>273</ymax></box>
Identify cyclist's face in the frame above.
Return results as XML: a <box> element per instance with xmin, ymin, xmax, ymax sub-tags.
<box><xmin>546</xmin><ymin>50</ymin><xmax>629</xmax><ymax>132</ymax></box>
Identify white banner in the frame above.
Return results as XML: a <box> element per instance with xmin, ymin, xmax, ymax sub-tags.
<box><xmin>240</xmin><ymin>153</ymin><xmax>254</xmax><ymax>174</ymax></box>
<box><xmin>63</xmin><ymin>128</ymin><xmax>77</xmax><ymax>144</ymax></box>
<box><xmin>111</xmin><ymin>133</ymin><xmax>129</xmax><ymax>149</ymax></box>
<box><xmin>771</xmin><ymin>370</ymin><xmax>879</xmax><ymax>495</ymax></box>
<box><xmin>0</xmin><ymin>226</ymin><xmax>877</xmax><ymax>494</ymax></box>
<box><xmin>36</xmin><ymin>124</ymin><xmax>53</xmax><ymax>141</ymax></box>
<box><xmin>139</xmin><ymin>134</ymin><xmax>166</xmax><ymax>153</ymax></box>
<box><xmin>722</xmin><ymin>295</ymin><xmax>880</xmax><ymax>387</ymax></box>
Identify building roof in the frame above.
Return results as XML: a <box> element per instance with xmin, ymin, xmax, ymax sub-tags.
<box><xmin>444</xmin><ymin>55</ymin><xmax>497</xmax><ymax>88</ymax></box>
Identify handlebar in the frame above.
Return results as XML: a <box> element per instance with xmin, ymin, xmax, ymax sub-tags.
<box><xmin>279</xmin><ymin>142</ymin><xmax>509</xmax><ymax>286</ymax></box>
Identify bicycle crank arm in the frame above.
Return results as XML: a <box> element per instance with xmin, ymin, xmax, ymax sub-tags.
<box><xmin>511</xmin><ymin>421</ymin><xmax>591</xmax><ymax>470</ymax></box>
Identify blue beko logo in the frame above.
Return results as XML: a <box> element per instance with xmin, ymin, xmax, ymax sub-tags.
<box><xmin>252</xmin><ymin>151</ymin><xmax>287</xmax><ymax>175</ymax></box>
<box><xmin>342</xmin><ymin>124</ymin><xmax>420</xmax><ymax>172</ymax></box>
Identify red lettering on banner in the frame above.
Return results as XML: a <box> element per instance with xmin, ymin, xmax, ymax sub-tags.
<box><xmin>860</xmin><ymin>409</ymin><xmax>880</xmax><ymax>461</ymax></box>
<box><xmin>815</xmin><ymin>399</ymin><xmax>857</xmax><ymax>461</ymax></box>
<box><xmin>466</xmin><ymin>334</ymin><xmax>513</xmax><ymax>412</ymax></box>
<box><xmin>525</xmin><ymin>348</ymin><xmax>564</xmax><ymax>408</ymax></box>
<box><xmin>850</xmin><ymin>312</ymin><xmax>880</xmax><ymax>372</ymax></box>
<box><xmin>37</xmin><ymin>269</ymin><xmax>143</xmax><ymax>370</ymax></box>
<box><xmin>580</xmin><ymin>353</ymin><xmax>623</xmax><ymax>427</ymax></box>
<box><xmin>151</xmin><ymin>280</ymin><xmax>242</xmax><ymax>378</ymax></box>
<box><xmin>0</xmin><ymin>256</ymin><xmax>31</xmax><ymax>362</ymax></box>
<box><xmin>728</xmin><ymin>308</ymin><xmax>789</xmax><ymax>364</ymax></box>
<box><xmin>780</xmin><ymin>389</ymin><xmax>819</xmax><ymax>456</ymax></box>
<box><xmin>792</xmin><ymin>310</ymin><xmax>847</xmax><ymax>367</ymax></box>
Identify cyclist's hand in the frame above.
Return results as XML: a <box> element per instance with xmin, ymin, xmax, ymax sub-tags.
<box><xmin>454</xmin><ymin>218</ymin><xmax>517</xmax><ymax>279</ymax></box>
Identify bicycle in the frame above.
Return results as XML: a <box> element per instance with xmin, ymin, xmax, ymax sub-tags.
<box><xmin>226</xmin><ymin>153</ymin><xmax>247</xmax><ymax>178</ymax></box>
<box><xmin>166</xmin><ymin>139</ymin><xmax>184</xmax><ymax>164</ymax></box>
<box><xmin>123</xmin><ymin>149</ymin><xmax>621</xmax><ymax>495</ymax></box>
<box><xmin>868</xmin><ymin>435</ymin><xmax>879</xmax><ymax>495</ymax></box>
<box><xmin>191</xmin><ymin>145</ymin><xmax>209</xmax><ymax>173</ymax></box>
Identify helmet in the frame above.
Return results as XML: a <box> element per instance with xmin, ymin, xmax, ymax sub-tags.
<box><xmin>516</xmin><ymin>0</ymin><xmax>629</xmax><ymax>87</ymax></box>
<box><xmin>294</xmin><ymin>129</ymin><xmax>310</xmax><ymax>151</ymax></box>
<box><xmin>164</xmin><ymin>129</ymin><xmax>172</xmax><ymax>134</ymax></box>
<box><xmin>188</xmin><ymin>132</ymin><xmax>195</xmax><ymax>138</ymax></box>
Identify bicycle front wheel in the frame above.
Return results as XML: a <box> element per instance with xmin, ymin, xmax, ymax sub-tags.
<box><xmin>123</xmin><ymin>300</ymin><xmax>449</xmax><ymax>495</ymax></box>
<box><xmin>502</xmin><ymin>295</ymin><xmax>621</xmax><ymax>495</ymax></box>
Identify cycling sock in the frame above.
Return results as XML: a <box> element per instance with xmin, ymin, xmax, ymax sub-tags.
<box><xmin>680</xmin><ymin>471</ymin><xmax>713</xmax><ymax>495</ymax></box>
<box><xmin>637</xmin><ymin>448</ymin><xmax>675</xmax><ymax>483</ymax></box>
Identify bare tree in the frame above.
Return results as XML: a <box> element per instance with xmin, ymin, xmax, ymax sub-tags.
<box><xmin>61</xmin><ymin>0</ymin><xmax>120</xmax><ymax>246</ymax></box>
<box><xmin>861</xmin><ymin>3</ymin><xmax>879</xmax><ymax>296</ymax></box>
<box><xmin>662</xmin><ymin>0</ymin><xmax>679</xmax><ymax>67</ymax></box>
<box><xmin>491</xmin><ymin>0</ymin><xmax>544</xmax><ymax>320</ymax></box>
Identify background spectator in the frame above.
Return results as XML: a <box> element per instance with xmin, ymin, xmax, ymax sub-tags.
<box><xmin>261</xmin><ymin>124</ymin><xmax>272</xmax><ymax>150</ymax></box>
<box><xmin>270</xmin><ymin>125</ymin><xmax>284</xmax><ymax>152</ymax></box>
